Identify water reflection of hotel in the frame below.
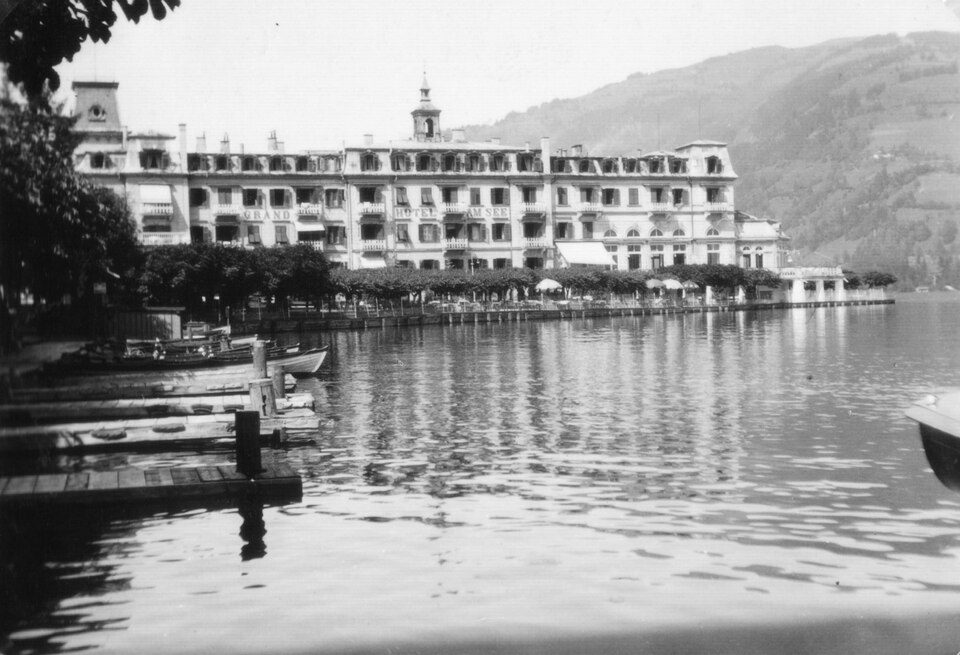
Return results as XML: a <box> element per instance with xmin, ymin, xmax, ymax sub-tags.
<box><xmin>71</xmin><ymin>78</ymin><xmax>790</xmax><ymax>272</ymax></box>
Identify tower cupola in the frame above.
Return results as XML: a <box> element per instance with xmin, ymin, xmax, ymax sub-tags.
<box><xmin>411</xmin><ymin>73</ymin><xmax>441</xmax><ymax>142</ymax></box>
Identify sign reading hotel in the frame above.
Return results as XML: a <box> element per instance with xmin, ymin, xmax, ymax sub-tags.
<box><xmin>392</xmin><ymin>207</ymin><xmax>510</xmax><ymax>220</ymax></box>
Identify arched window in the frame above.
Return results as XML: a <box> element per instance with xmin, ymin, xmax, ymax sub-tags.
<box><xmin>650</xmin><ymin>228</ymin><xmax>663</xmax><ymax>237</ymax></box>
<box><xmin>603</xmin><ymin>229</ymin><xmax>617</xmax><ymax>238</ymax></box>
<box><xmin>627</xmin><ymin>229</ymin><xmax>641</xmax><ymax>238</ymax></box>
<box><xmin>425</xmin><ymin>118</ymin><xmax>434</xmax><ymax>138</ymax></box>
<box><xmin>755</xmin><ymin>246</ymin><xmax>763</xmax><ymax>251</ymax></box>
<box><xmin>673</xmin><ymin>229</ymin><xmax>685</xmax><ymax>237</ymax></box>
<box><xmin>706</xmin><ymin>227</ymin><xmax>720</xmax><ymax>236</ymax></box>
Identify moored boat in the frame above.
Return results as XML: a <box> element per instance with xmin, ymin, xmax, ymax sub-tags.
<box><xmin>905</xmin><ymin>390</ymin><xmax>960</xmax><ymax>491</ymax></box>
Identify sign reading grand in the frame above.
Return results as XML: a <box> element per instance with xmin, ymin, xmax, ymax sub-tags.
<box><xmin>243</xmin><ymin>209</ymin><xmax>292</xmax><ymax>221</ymax></box>
<box><xmin>392</xmin><ymin>206</ymin><xmax>510</xmax><ymax>220</ymax></box>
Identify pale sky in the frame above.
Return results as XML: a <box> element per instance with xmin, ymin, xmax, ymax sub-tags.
<box><xmin>53</xmin><ymin>0</ymin><xmax>960</xmax><ymax>152</ymax></box>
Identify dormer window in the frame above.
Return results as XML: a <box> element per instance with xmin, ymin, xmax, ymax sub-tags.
<box><xmin>490</xmin><ymin>154</ymin><xmax>505</xmax><ymax>172</ymax></box>
<box><xmin>360</xmin><ymin>153</ymin><xmax>380</xmax><ymax>172</ymax></box>
<box><xmin>650</xmin><ymin>228</ymin><xmax>663</xmax><ymax>237</ymax></box>
<box><xmin>622</xmin><ymin>159</ymin><xmax>638</xmax><ymax>173</ymax></box>
<box><xmin>90</xmin><ymin>152</ymin><xmax>107</xmax><ymax>169</ymax></box>
<box><xmin>416</xmin><ymin>153</ymin><xmax>434</xmax><ymax>172</ymax></box>
<box><xmin>242</xmin><ymin>156</ymin><xmax>260</xmax><ymax>172</ymax></box>
<box><xmin>441</xmin><ymin>154</ymin><xmax>458</xmax><ymax>172</ymax></box>
<box><xmin>578</xmin><ymin>160</ymin><xmax>592</xmax><ymax>174</ymax></box>
<box><xmin>88</xmin><ymin>104</ymin><xmax>106</xmax><ymax>122</ymax></box>
<box><xmin>140</xmin><ymin>149</ymin><xmax>165</xmax><ymax>169</ymax></box>
<box><xmin>269</xmin><ymin>156</ymin><xmax>285</xmax><ymax>172</ymax></box>
<box><xmin>706</xmin><ymin>156</ymin><xmax>723</xmax><ymax>174</ymax></box>
<box><xmin>673</xmin><ymin>229</ymin><xmax>686</xmax><ymax>237</ymax></box>
<box><xmin>670</xmin><ymin>158</ymin><xmax>687</xmax><ymax>174</ymax></box>
<box><xmin>648</xmin><ymin>158</ymin><xmax>663</xmax><ymax>174</ymax></box>
<box><xmin>215</xmin><ymin>155</ymin><xmax>230</xmax><ymax>171</ymax></box>
<box><xmin>466</xmin><ymin>153</ymin><xmax>483</xmax><ymax>172</ymax></box>
<box><xmin>602</xmin><ymin>159</ymin><xmax>618</xmax><ymax>174</ymax></box>
<box><xmin>517</xmin><ymin>153</ymin><xmax>537</xmax><ymax>172</ymax></box>
<box><xmin>391</xmin><ymin>153</ymin><xmax>410</xmax><ymax>172</ymax></box>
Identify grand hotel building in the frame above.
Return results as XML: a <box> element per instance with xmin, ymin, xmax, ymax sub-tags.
<box><xmin>71</xmin><ymin>78</ymin><xmax>788</xmax><ymax>272</ymax></box>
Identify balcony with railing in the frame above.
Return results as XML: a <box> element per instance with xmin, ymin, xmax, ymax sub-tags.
<box><xmin>214</xmin><ymin>204</ymin><xmax>244</xmax><ymax>215</ymax></box>
<box><xmin>443</xmin><ymin>238</ymin><xmax>469</xmax><ymax>250</ymax></box>
<box><xmin>649</xmin><ymin>203</ymin><xmax>674</xmax><ymax>213</ymax></box>
<box><xmin>141</xmin><ymin>202</ymin><xmax>173</xmax><ymax>216</ymax></box>
<box><xmin>577</xmin><ymin>202</ymin><xmax>604</xmax><ymax>213</ymax></box>
<box><xmin>441</xmin><ymin>202</ymin><xmax>468</xmax><ymax>215</ymax></box>
<box><xmin>297</xmin><ymin>203</ymin><xmax>324</xmax><ymax>216</ymax></box>
<box><xmin>360</xmin><ymin>239</ymin><xmax>387</xmax><ymax>251</ymax></box>
<box><xmin>520</xmin><ymin>202</ymin><xmax>546</xmax><ymax>215</ymax></box>
<box><xmin>705</xmin><ymin>201</ymin><xmax>730</xmax><ymax>212</ymax></box>
<box><xmin>522</xmin><ymin>237</ymin><xmax>549</xmax><ymax>249</ymax></box>
<box><xmin>140</xmin><ymin>232</ymin><xmax>191</xmax><ymax>247</ymax></box>
<box><xmin>298</xmin><ymin>240</ymin><xmax>325</xmax><ymax>251</ymax></box>
<box><xmin>357</xmin><ymin>202</ymin><xmax>385</xmax><ymax>215</ymax></box>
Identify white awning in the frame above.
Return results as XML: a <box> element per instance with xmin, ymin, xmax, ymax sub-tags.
<box><xmin>357</xmin><ymin>256</ymin><xmax>387</xmax><ymax>269</ymax></box>
<box><xmin>556</xmin><ymin>241</ymin><xmax>614</xmax><ymax>267</ymax></box>
<box><xmin>140</xmin><ymin>184</ymin><xmax>172</xmax><ymax>203</ymax></box>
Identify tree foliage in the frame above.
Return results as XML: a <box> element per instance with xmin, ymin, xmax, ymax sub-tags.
<box><xmin>1</xmin><ymin>0</ymin><xmax>181</xmax><ymax>99</ymax></box>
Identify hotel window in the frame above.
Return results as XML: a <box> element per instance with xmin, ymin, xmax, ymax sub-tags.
<box><xmin>359</xmin><ymin>186</ymin><xmax>382</xmax><ymax>203</ymax></box>
<box><xmin>627</xmin><ymin>245</ymin><xmax>641</xmax><ymax>270</ymax></box>
<box><xmin>216</xmin><ymin>225</ymin><xmax>239</xmax><ymax>242</ymax></box>
<box><xmin>623</xmin><ymin>159</ymin><xmax>638</xmax><ymax>173</ymax></box>
<box><xmin>755</xmin><ymin>248</ymin><xmax>764</xmax><ymax>269</ymax></box>
<box><xmin>470</xmin><ymin>258</ymin><xmax>487</xmax><ymax>271</ymax></box>
<box><xmin>242</xmin><ymin>156</ymin><xmax>260</xmax><ymax>172</ymax></box>
<box><xmin>247</xmin><ymin>225</ymin><xmax>261</xmax><ymax>245</ymax></box>
<box><xmin>391</xmin><ymin>153</ymin><xmax>410</xmax><ymax>172</ymax></box>
<box><xmin>217</xmin><ymin>188</ymin><xmax>232</xmax><ymax>205</ymax></box>
<box><xmin>670</xmin><ymin>158</ymin><xmax>687</xmax><ymax>174</ymax></box>
<box><xmin>524</xmin><ymin>257</ymin><xmax>544</xmax><ymax>270</ymax></box>
<box><xmin>707</xmin><ymin>243</ymin><xmax>720</xmax><ymax>265</ymax></box>
<box><xmin>190</xmin><ymin>226</ymin><xmax>205</xmax><ymax>243</ymax></box>
<box><xmin>215</xmin><ymin>156</ymin><xmax>229</xmax><ymax>171</ymax></box>
<box><xmin>578</xmin><ymin>160</ymin><xmax>592</xmax><ymax>173</ymax></box>
<box><xmin>650</xmin><ymin>244</ymin><xmax>664</xmax><ymax>269</ymax></box>
<box><xmin>276</xmin><ymin>225</ymin><xmax>290</xmax><ymax>244</ymax></box>
<box><xmin>466</xmin><ymin>154</ymin><xmax>483</xmax><ymax>172</ymax></box>
<box><xmin>416</xmin><ymin>154</ymin><xmax>434</xmax><ymax>172</ymax></box>
<box><xmin>396</xmin><ymin>224</ymin><xmax>410</xmax><ymax>242</ymax></box>
<box><xmin>90</xmin><ymin>152</ymin><xmax>107</xmax><ymax>169</ymax></box>
<box><xmin>189</xmin><ymin>188</ymin><xmax>208</xmax><ymax>207</ymax></box>
<box><xmin>707</xmin><ymin>187</ymin><xmax>724</xmax><ymax>203</ymax></box>
<box><xmin>469</xmin><ymin>187</ymin><xmax>481</xmax><ymax>206</ymax></box>
<box><xmin>606</xmin><ymin>245</ymin><xmax>618</xmax><ymax>268</ymax></box>
<box><xmin>579</xmin><ymin>187</ymin><xmax>596</xmax><ymax>203</ymax></box>
<box><xmin>490</xmin><ymin>188</ymin><xmax>508</xmax><ymax>206</ymax></box>
<box><xmin>444</xmin><ymin>223</ymin><xmax>464</xmax><ymax>240</ymax></box>
<box><xmin>296</xmin><ymin>187</ymin><xmax>320</xmax><ymax>205</ymax></box>
<box><xmin>706</xmin><ymin>156</ymin><xmax>723</xmax><ymax>174</ymax></box>
<box><xmin>648</xmin><ymin>158</ymin><xmax>663</xmax><ymax>174</ymax></box>
<box><xmin>522</xmin><ymin>222</ymin><xmax>542</xmax><ymax>238</ymax></box>
<box><xmin>555</xmin><ymin>222</ymin><xmax>572</xmax><ymax>239</ymax></box>
<box><xmin>442</xmin><ymin>187</ymin><xmax>458</xmax><ymax>203</ymax></box>
<box><xmin>269</xmin><ymin>156</ymin><xmax>285</xmax><ymax>172</ymax></box>
<box><xmin>556</xmin><ymin>187</ymin><xmax>568</xmax><ymax>206</ymax></box>
<box><xmin>360</xmin><ymin>153</ymin><xmax>380</xmax><ymax>172</ymax></box>
<box><xmin>468</xmin><ymin>223</ymin><xmax>487</xmax><ymax>242</ymax></box>
<box><xmin>742</xmin><ymin>249</ymin><xmax>752</xmax><ymax>268</ymax></box>
<box><xmin>602</xmin><ymin>159</ymin><xmax>617</xmax><ymax>174</ymax></box>
<box><xmin>492</xmin><ymin>223</ymin><xmax>511</xmax><ymax>241</ymax></box>
<box><xmin>325</xmin><ymin>188</ymin><xmax>344</xmax><ymax>208</ymax></box>
<box><xmin>521</xmin><ymin>187</ymin><xmax>537</xmax><ymax>203</ymax></box>
<box><xmin>270</xmin><ymin>189</ymin><xmax>290</xmax><ymax>207</ymax></box>
<box><xmin>421</xmin><ymin>187</ymin><xmax>434</xmax><ymax>206</ymax></box>
<box><xmin>518</xmin><ymin>153</ymin><xmax>539</xmax><ymax>172</ymax></box>
<box><xmin>395</xmin><ymin>187</ymin><xmax>410</xmax><ymax>206</ymax></box>
<box><xmin>602</xmin><ymin>188</ymin><xmax>620</xmax><ymax>206</ymax></box>
<box><xmin>441</xmin><ymin>154</ymin><xmax>458</xmax><ymax>172</ymax></box>
<box><xmin>628</xmin><ymin>188</ymin><xmax>639</xmax><ymax>206</ymax></box>
<box><xmin>298</xmin><ymin>230</ymin><xmax>324</xmax><ymax>243</ymax></box>
<box><xmin>493</xmin><ymin>258</ymin><xmax>511</xmax><ymax>269</ymax></box>
<box><xmin>140</xmin><ymin>149</ymin><xmax>165</xmax><ymax>169</ymax></box>
<box><xmin>490</xmin><ymin>154</ymin><xmax>505</xmax><ymax>172</ymax></box>
<box><xmin>418</xmin><ymin>224</ymin><xmax>440</xmax><ymax>242</ymax></box>
<box><xmin>582</xmin><ymin>221</ymin><xmax>593</xmax><ymax>239</ymax></box>
<box><xmin>360</xmin><ymin>224</ymin><xmax>383</xmax><ymax>240</ymax></box>
<box><xmin>673</xmin><ymin>244</ymin><xmax>686</xmax><ymax>265</ymax></box>
<box><xmin>420</xmin><ymin>259</ymin><xmax>439</xmax><ymax>270</ymax></box>
<box><xmin>243</xmin><ymin>189</ymin><xmax>263</xmax><ymax>207</ymax></box>
<box><xmin>325</xmin><ymin>226</ymin><xmax>346</xmax><ymax>245</ymax></box>
<box><xmin>187</xmin><ymin>154</ymin><xmax>206</xmax><ymax>172</ymax></box>
<box><xmin>296</xmin><ymin>156</ymin><xmax>309</xmax><ymax>172</ymax></box>
<box><xmin>651</xmin><ymin>187</ymin><xmax>667</xmax><ymax>203</ymax></box>
<box><xmin>672</xmin><ymin>188</ymin><xmax>686</xmax><ymax>206</ymax></box>
<box><xmin>706</xmin><ymin>227</ymin><xmax>720</xmax><ymax>236</ymax></box>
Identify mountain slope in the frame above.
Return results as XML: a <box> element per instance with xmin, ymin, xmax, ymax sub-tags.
<box><xmin>462</xmin><ymin>32</ymin><xmax>960</xmax><ymax>288</ymax></box>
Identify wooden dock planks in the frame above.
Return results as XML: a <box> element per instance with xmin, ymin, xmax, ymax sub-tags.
<box><xmin>0</xmin><ymin>463</ymin><xmax>302</xmax><ymax>507</ymax></box>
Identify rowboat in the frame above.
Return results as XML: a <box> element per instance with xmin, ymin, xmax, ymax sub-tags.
<box><xmin>905</xmin><ymin>390</ymin><xmax>960</xmax><ymax>491</ymax></box>
<box><xmin>47</xmin><ymin>344</ymin><xmax>329</xmax><ymax>378</ymax></box>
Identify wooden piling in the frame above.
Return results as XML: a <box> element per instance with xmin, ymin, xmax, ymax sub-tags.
<box><xmin>235</xmin><ymin>410</ymin><xmax>263</xmax><ymax>477</ymax></box>
<box><xmin>252</xmin><ymin>340</ymin><xmax>268</xmax><ymax>378</ymax></box>
<box><xmin>248</xmin><ymin>378</ymin><xmax>276</xmax><ymax>417</ymax></box>
<box><xmin>271</xmin><ymin>367</ymin><xmax>286</xmax><ymax>399</ymax></box>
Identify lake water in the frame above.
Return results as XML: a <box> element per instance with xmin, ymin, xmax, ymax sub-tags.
<box><xmin>4</xmin><ymin>294</ymin><xmax>960</xmax><ymax>654</ymax></box>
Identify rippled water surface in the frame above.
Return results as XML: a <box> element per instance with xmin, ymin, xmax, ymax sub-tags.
<box><xmin>4</xmin><ymin>294</ymin><xmax>960</xmax><ymax>654</ymax></box>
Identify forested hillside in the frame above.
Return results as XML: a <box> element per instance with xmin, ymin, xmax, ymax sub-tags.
<box><xmin>462</xmin><ymin>33</ymin><xmax>960</xmax><ymax>289</ymax></box>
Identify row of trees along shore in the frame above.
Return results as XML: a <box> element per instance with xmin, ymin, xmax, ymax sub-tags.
<box><xmin>138</xmin><ymin>243</ymin><xmax>892</xmax><ymax>318</ymax></box>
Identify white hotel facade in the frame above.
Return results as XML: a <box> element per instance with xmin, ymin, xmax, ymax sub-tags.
<box><xmin>71</xmin><ymin>78</ymin><xmax>788</xmax><ymax>272</ymax></box>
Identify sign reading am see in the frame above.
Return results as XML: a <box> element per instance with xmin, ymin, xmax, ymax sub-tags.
<box><xmin>392</xmin><ymin>207</ymin><xmax>510</xmax><ymax>220</ymax></box>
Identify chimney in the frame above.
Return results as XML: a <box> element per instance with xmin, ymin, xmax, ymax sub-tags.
<box><xmin>540</xmin><ymin>137</ymin><xmax>550</xmax><ymax>167</ymax></box>
<box><xmin>452</xmin><ymin>129</ymin><xmax>465</xmax><ymax>142</ymax></box>
<box><xmin>571</xmin><ymin>144</ymin><xmax>583</xmax><ymax>157</ymax></box>
<box><xmin>178</xmin><ymin>123</ymin><xmax>187</xmax><ymax>169</ymax></box>
<box><xmin>196</xmin><ymin>132</ymin><xmax>207</xmax><ymax>152</ymax></box>
<box><xmin>121</xmin><ymin>125</ymin><xmax>128</xmax><ymax>150</ymax></box>
<box><xmin>524</xmin><ymin>141</ymin><xmax>530</xmax><ymax>151</ymax></box>
<box><xmin>268</xmin><ymin>130</ymin><xmax>278</xmax><ymax>152</ymax></box>
<box><xmin>363</xmin><ymin>134</ymin><xmax>374</xmax><ymax>146</ymax></box>
<box><xmin>220</xmin><ymin>133</ymin><xmax>230</xmax><ymax>154</ymax></box>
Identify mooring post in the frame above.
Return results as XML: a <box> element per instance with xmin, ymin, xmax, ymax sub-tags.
<box><xmin>249</xmin><ymin>378</ymin><xmax>276</xmax><ymax>417</ymax></box>
<box><xmin>235</xmin><ymin>410</ymin><xmax>263</xmax><ymax>477</ymax></box>
<box><xmin>271</xmin><ymin>367</ymin><xmax>286</xmax><ymax>399</ymax></box>
<box><xmin>252</xmin><ymin>340</ymin><xmax>268</xmax><ymax>378</ymax></box>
